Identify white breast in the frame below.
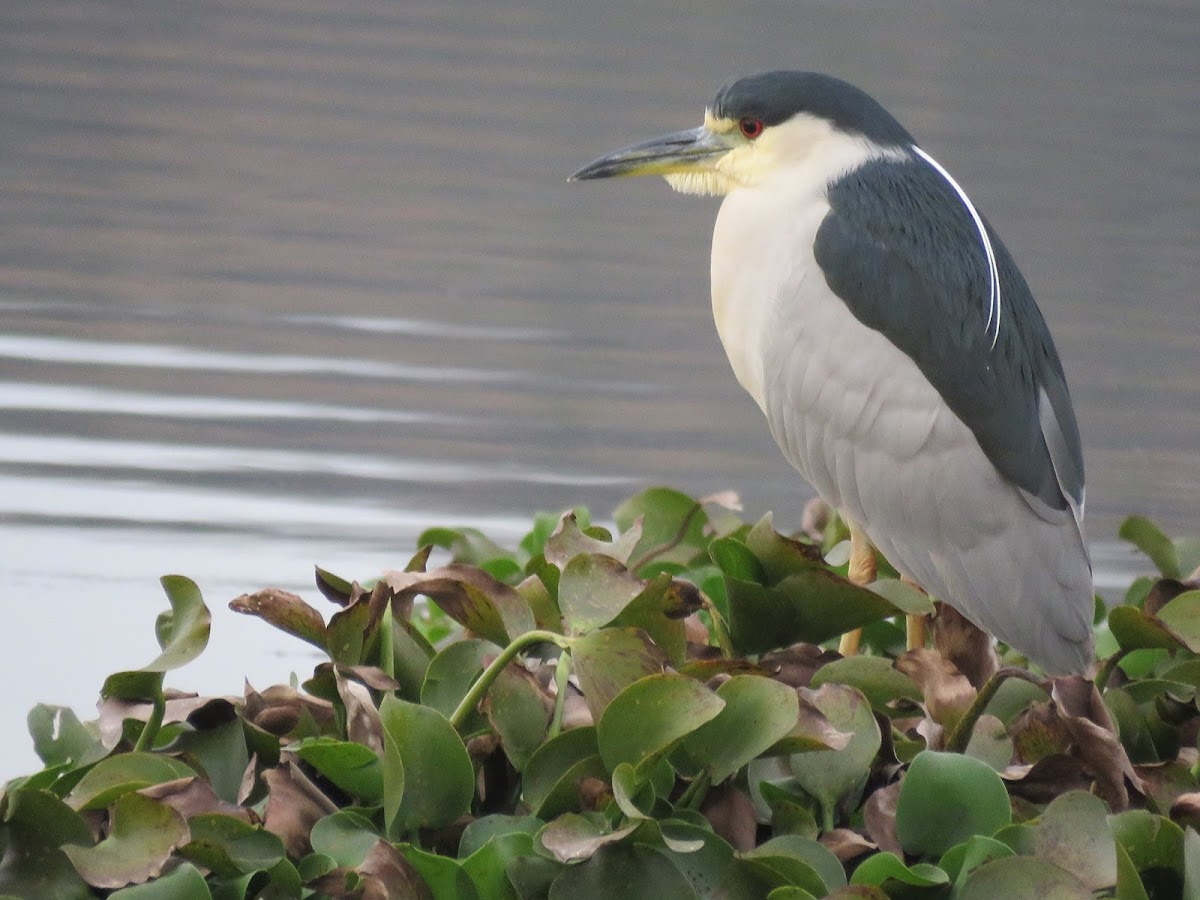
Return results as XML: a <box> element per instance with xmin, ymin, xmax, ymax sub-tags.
<box><xmin>708</xmin><ymin>168</ymin><xmax>1093</xmax><ymax>673</ymax></box>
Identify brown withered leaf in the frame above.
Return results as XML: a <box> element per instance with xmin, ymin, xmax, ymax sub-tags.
<box><xmin>1052</xmin><ymin>676</ymin><xmax>1144</xmax><ymax>811</ymax></box>
<box><xmin>1144</xmin><ymin>578</ymin><xmax>1192</xmax><ymax>616</ymax></box>
<box><xmin>821</xmin><ymin>828</ymin><xmax>877</xmax><ymax>863</ymax></box>
<box><xmin>237</xmin><ymin>754</ymin><xmax>259</xmax><ymax>807</ymax></box>
<box><xmin>701</xmin><ymin>783</ymin><xmax>758</xmax><ymax>852</ymax></box>
<box><xmin>896</xmin><ymin>648</ymin><xmax>975</xmax><ymax>728</ymax></box>
<box><xmin>338</xmin><ymin>664</ymin><xmax>401</xmax><ymax>692</ymax></box>
<box><xmin>1136</xmin><ymin>760</ymin><xmax>1197</xmax><ymax>815</ymax></box>
<box><xmin>1170</xmin><ymin>791</ymin><xmax>1200</xmax><ymax>829</ymax></box>
<box><xmin>578</xmin><ymin>777</ymin><xmax>612</xmax><ymax>812</ymax></box>
<box><xmin>539</xmin><ymin>816</ymin><xmax>639</xmax><ymax>864</ymax></box>
<box><xmin>931</xmin><ymin>602</ymin><xmax>998</xmax><ymax>688</ymax></box>
<box><xmin>760</xmin><ymin>643</ymin><xmax>841</xmax><ymax>689</ymax></box>
<box><xmin>359</xmin><ymin>839</ymin><xmax>433</xmax><ymax>900</ymax></box>
<box><xmin>1002</xmin><ymin>754</ymin><xmax>1092</xmax><ymax>803</ymax></box>
<box><xmin>139</xmin><ymin>777</ymin><xmax>251</xmax><ymax>822</ymax></box>
<box><xmin>97</xmin><ymin>692</ymin><xmax>223</xmax><ymax>748</ymax></box>
<box><xmin>332</xmin><ymin>666</ymin><xmax>384</xmax><ymax>753</ymax></box>
<box><xmin>1010</xmin><ymin>701</ymin><xmax>1071</xmax><ymax>764</ymax></box>
<box><xmin>262</xmin><ymin>759</ymin><xmax>339</xmax><ymax>858</ymax></box>
<box><xmin>229</xmin><ymin>588</ymin><xmax>327</xmax><ymax>649</ymax></box>
<box><xmin>244</xmin><ymin>683</ymin><xmax>335</xmax><ymax>738</ymax></box>
<box><xmin>863</xmin><ymin>781</ymin><xmax>902</xmax><ymax>855</ymax></box>
<box><xmin>377</xmin><ymin>565</ymin><xmax>535</xmax><ymax>646</ymax></box>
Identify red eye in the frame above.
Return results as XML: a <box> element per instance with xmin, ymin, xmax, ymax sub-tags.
<box><xmin>738</xmin><ymin>118</ymin><xmax>764</xmax><ymax>140</ymax></box>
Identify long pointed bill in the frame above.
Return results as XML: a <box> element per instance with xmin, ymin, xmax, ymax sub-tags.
<box><xmin>569</xmin><ymin>126</ymin><xmax>730</xmax><ymax>181</ymax></box>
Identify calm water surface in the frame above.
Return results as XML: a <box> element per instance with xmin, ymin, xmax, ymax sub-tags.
<box><xmin>1</xmin><ymin>1</ymin><xmax>1197</xmax><ymax>776</ymax></box>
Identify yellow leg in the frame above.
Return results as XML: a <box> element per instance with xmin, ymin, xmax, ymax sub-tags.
<box><xmin>839</xmin><ymin>523</ymin><xmax>876</xmax><ymax>657</ymax></box>
<box><xmin>901</xmin><ymin>575</ymin><xmax>929</xmax><ymax>652</ymax></box>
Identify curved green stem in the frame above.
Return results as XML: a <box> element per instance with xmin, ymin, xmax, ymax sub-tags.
<box><xmin>677</xmin><ymin>770</ymin><xmax>712</xmax><ymax>812</ymax></box>
<box><xmin>944</xmin><ymin>667</ymin><xmax>1048</xmax><ymax>754</ymax></box>
<box><xmin>450</xmin><ymin>629</ymin><xmax>571</xmax><ymax>731</ymax></box>
<box><xmin>133</xmin><ymin>685</ymin><xmax>166</xmax><ymax>753</ymax></box>
<box><xmin>547</xmin><ymin>648</ymin><xmax>572</xmax><ymax>740</ymax></box>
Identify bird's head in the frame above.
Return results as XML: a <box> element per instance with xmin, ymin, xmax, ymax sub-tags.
<box><xmin>570</xmin><ymin>71</ymin><xmax>915</xmax><ymax>196</ymax></box>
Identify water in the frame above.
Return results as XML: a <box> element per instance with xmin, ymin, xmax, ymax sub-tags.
<box><xmin>1</xmin><ymin>0</ymin><xmax>1197</xmax><ymax>778</ymax></box>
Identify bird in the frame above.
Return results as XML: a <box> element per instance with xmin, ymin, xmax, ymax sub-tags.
<box><xmin>570</xmin><ymin>70</ymin><xmax>1093</xmax><ymax>675</ymax></box>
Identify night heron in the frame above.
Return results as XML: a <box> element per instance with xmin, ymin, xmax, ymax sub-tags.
<box><xmin>570</xmin><ymin>71</ymin><xmax>1093</xmax><ymax>674</ymax></box>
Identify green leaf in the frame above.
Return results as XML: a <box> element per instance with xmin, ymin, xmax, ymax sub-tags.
<box><xmin>26</xmin><ymin>705</ymin><xmax>109</xmax><ymax>770</ymax></box>
<box><xmin>808</xmin><ymin>656</ymin><xmax>921</xmax><ymax>714</ymax></box>
<box><xmin>421</xmin><ymin>638</ymin><xmax>494</xmax><ymax>734</ymax></box>
<box><xmin>609</xmin><ymin>575</ymin><xmax>695</xmax><ymax>666</ymax></box>
<box><xmin>1032</xmin><ymin>791</ymin><xmax>1117</xmax><ymax>890</ymax></box>
<box><xmin>788</xmin><ymin>684</ymin><xmax>880</xmax><ymax>830</ymax></box>
<box><xmin>310</xmin><ymin>810</ymin><xmax>380</xmax><ymax>868</ymax></box>
<box><xmin>558</xmin><ymin>554</ymin><xmax>648</xmax><ymax>635</ymax></box>
<box><xmin>1113</xmin><ymin>840</ymin><xmax>1151</xmax><ymax>900</ymax></box>
<box><xmin>963</xmin><ymin>714</ymin><xmax>1015</xmax><ymax>772</ymax></box>
<box><xmin>0</xmin><ymin>791</ymin><xmax>93</xmax><ymax>900</ymax></box>
<box><xmin>463</xmin><ymin>832</ymin><xmax>535</xmax><ymax>900</ymax></box>
<box><xmin>178</xmin><ymin>814</ymin><xmax>285</xmax><ymax>877</ymax></box>
<box><xmin>571</xmin><ymin>627</ymin><xmax>667</xmax><ymax>722</ymax></box>
<box><xmin>752</xmin><ymin>835</ymin><xmax>846</xmax><ymax>893</ymax></box>
<box><xmin>389</xmin><ymin>566</ymin><xmax>536</xmax><ymax>647</ymax></box>
<box><xmin>294</xmin><ymin>737</ymin><xmax>384</xmax><ymax>803</ymax></box>
<box><xmin>939</xmin><ymin>835</ymin><xmax>1014</xmax><ymax>886</ymax></box>
<box><xmin>597</xmin><ymin>673</ymin><xmax>725</xmax><ymax>774</ymax></box>
<box><xmin>1156</xmin><ymin>590</ymin><xmax>1200</xmax><ymax>652</ymax></box>
<box><xmin>547</xmin><ymin>842</ymin><xmax>698</xmax><ymax>899</ymax></box>
<box><xmin>725</xmin><ymin>568</ymin><xmax>898</xmax><ymax>654</ymax></box>
<box><xmin>1119</xmin><ymin>516</ymin><xmax>1181</xmax><ymax>579</ymax></box>
<box><xmin>107</xmin><ymin>863</ymin><xmax>212</xmax><ymax>898</ymax></box>
<box><xmin>62</xmin><ymin>794</ymin><xmax>188</xmax><ymax>890</ymax></box>
<box><xmin>849</xmin><ymin>852</ymin><xmax>949</xmax><ymax>888</ymax></box>
<box><xmin>615</xmin><ymin>487</ymin><xmax>710</xmax><ymax>570</ymax></box>
<box><xmin>397</xmin><ymin>843</ymin><xmax>480</xmax><ymax>899</ymax></box>
<box><xmin>379</xmin><ymin>695</ymin><xmax>474</xmax><ymax>836</ymax></box>
<box><xmin>956</xmin><ymin>855</ymin><xmax>1093</xmax><ymax>899</ymax></box>
<box><xmin>66</xmin><ymin>752</ymin><xmax>195</xmax><ymax>812</ymax></box>
<box><xmin>680</xmin><ymin>675</ymin><xmax>800</xmax><ymax>782</ymax></box>
<box><xmin>544</xmin><ymin>511</ymin><xmax>642</xmax><ymax>567</ymax></box>
<box><xmin>486</xmin><ymin>663</ymin><xmax>552</xmax><ymax>771</ymax></box>
<box><xmin>459</xmin><ymin>815</ymin><xmax>544</xmax><ymax>858</ymax></box>
<box><xmin>1108</xmin><ymin>811</ymin><xmax>1185</xmax><ymax>885</ymax></box>
<box><xmin>1108</xmin><ymin>605</ymin><xmax>1186</xmax><ymax>653</ymax></box>
<box><xmin>521</xmin><ymin>727</ymin><xmax>608</xmax><ymax>819</ymax></box>
<box><xmin>895</xmin><ymin>751</ymin><xmax>1012</xmax><ymax>856</ymax></box>
<box><xmin>101</xmin><ymin>576</ymin><xmax>211</xmax><ymax>699</ymax></box>
<box><xmin>709</xmin><ymin>536</ymin><xmax>767</xmax><ymax>583</ymax></box>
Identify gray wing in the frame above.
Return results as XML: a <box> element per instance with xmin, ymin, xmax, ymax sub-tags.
<box><xmin>814</xmin><ymin>155</ymin><xmax>1085</xmax><ymax>523</ymax></box>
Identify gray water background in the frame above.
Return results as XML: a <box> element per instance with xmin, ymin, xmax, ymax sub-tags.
<box><xmin>1</xmin><ymin>0</ymin><xmax>1197</xmax><ymax>777</ymax></box>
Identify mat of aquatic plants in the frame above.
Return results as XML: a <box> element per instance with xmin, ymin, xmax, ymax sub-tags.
<box><xmin>3</xmin><ymin>488</ymin><xmax>1200</xmax><ymax>899</ymax></box>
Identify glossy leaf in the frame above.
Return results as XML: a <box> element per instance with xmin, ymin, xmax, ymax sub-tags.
<box><xmin>895</xmin><ymin>751</ymin><xmax>1011</xmax><ymax>856</ymax></box>
<box><xmin>808</xmin><ymin>656</ymin><xmax>921</xmax><ymax>714</ymax></box>
<box><xmin>106</xmin><ymin>863</ymin><xmax>212</xmax><ymax>898</ymax></box>
<box><xmin>1156</xmin><ymin>590</ymin><xmax>1200</xmax><ymax>652</ymax></box>
<box><xmin>788</xmin><ymin>684</ymin><xmax>880</xmax><ymax>830</ymax></box>
<box><xmin>571</xmin><ymin>627</ymin><xmax>666</xmax><ymax>722</ymax></box>
<box><xmin>379</xmin><ymin>695</ymin><xmax>474</xmax><ymax>836</ymax></box>
<box><xmin>178</xmin><ymin>814</ymin><xmax>285</xmax><ymax>877</ymax></box>
<box><xmin>1032</xmin><ymin>791</ymin><xmax>1117</xmax><ymax>890</ymax></box>
<box><xmin>547</xmin><ymin>842</ymin><xmax>698</xmax><ymax>899</ymax></box>
<box><xmin>294</xmin><ymin>737</ymin><xmax>383</xmax><ymax>803</ymax></box>
<box><xmin>558</xmin><ymin>554</ymin><xmax>647</xmax><ymax>635</ymax></box>
<box><xmin>680</xmin><ymin>675</ymin><xmax>800</xmax><ymax>782</ymax></box>
<box><xmin>62</xmin><ymin>794</ymin><xmax>188</xmax><ymax>889</ymax></box>
<box><xmin>597</xmin><ymin>673</ymin><xmax>725</xmax><ymax>773</ymax></box>
<box><xmin>1120</xmin><ymin>516</ymin><xmax>1181</xmax><ymax>579</ymax></box>
<box><xmin>956</xmin><ymin>855</ymin><xmax>1092</xmax><ymax>899</ymax></box>
<box><xmin>66</xmin><ymin>753</ymin><xmax>195</xmax><ymax>812</ymax></box>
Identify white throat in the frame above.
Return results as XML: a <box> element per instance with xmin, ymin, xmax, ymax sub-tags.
<box><xmin>707</xmin><ymin>121</ymin><xmax>907</xmax><ymax>410</ymax></box>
